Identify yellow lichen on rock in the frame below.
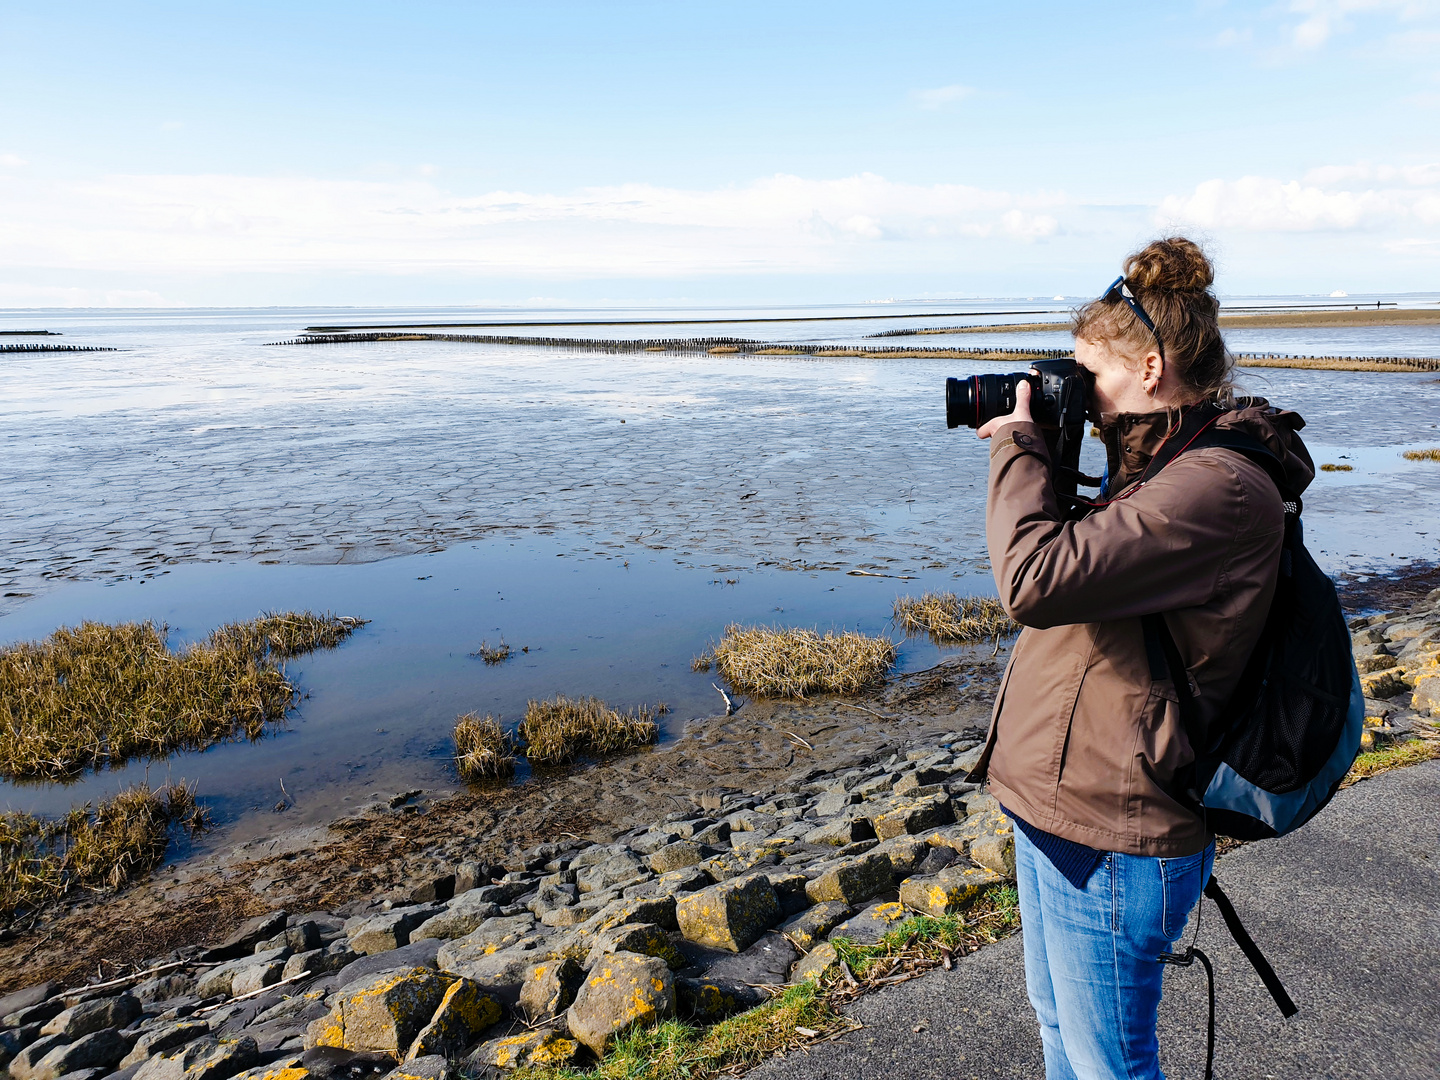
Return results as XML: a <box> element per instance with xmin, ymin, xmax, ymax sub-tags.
<box><xmin>899</xmin><ymin>865</ymin><xmax>1005</xmax><ymax>916</ymax></box>
<box><xmin>567</xmin><ymin>952</ymin><xmax>676</xmax><ymax>1055</ymax></box>
<box><xmin>308</xmin><ymin>968</ymin><xmax>455</xmax><ymax>1056</ymax></box>
<box><xmin>406</xmin><ymin>977</ymin><xmax>502</xmax><ymax>1060</ymax></box>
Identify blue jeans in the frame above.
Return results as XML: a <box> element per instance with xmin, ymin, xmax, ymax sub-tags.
<box><xmin>1014</xmin><ymin>826</ymin><xmax>1215</xmax><ymax>1080</ymax></box>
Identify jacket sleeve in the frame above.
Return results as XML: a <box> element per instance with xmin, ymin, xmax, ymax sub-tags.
<box><xmin>984</xmin><ymin>421</ymin><xmax>1264</xmax><ymax>628</ymax></box>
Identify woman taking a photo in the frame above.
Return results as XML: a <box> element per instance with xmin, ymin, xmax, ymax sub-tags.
<box><xmin>971</xmin><ymin>237</ymin><xmax>1314</xmax><ymax>1080</ymax></box>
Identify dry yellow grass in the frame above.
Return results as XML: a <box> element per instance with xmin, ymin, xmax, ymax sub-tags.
<box><xmin>1</xmin><ymin>783</ymin><xmax>208</xmax><ymax>920</ymax></box>
<box><xmin>0</xmin><ymin>612</ymin><xmax>363</xmax><ymax>781</ymax></box>
<box><xmin>1402</xmin><ymin>448</ymin><xmax>1440</xmax><ymax>462</ymax></box>
<box><xmin>519</xmin><ymin>695</ymin><xmax>661</xmax><ymax>766</ymax></box>
<box><xmin>703</xmin><ymin>624</ymin><xmax>896</xmax><ymax>698</ymax></box>
<box><xmin>1319</xmin><ymin>463</ymin><xmax>1354</xmax><ymax>472</ymax></box>
<box><xmin>453</xmin><ymin>714</ymin><xmax>516</xmax><ymax>780</ymax></box>
<box><xmin>893</xmin><ymin>593</ymin><xmax>1017</xmax><ymax>644</ymax></box>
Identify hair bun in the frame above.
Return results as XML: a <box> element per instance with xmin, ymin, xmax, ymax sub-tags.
<box><xmin>1124</xmin><ymin>236</ymin><xmax>1214</xmax><ymax>293</ymax></box>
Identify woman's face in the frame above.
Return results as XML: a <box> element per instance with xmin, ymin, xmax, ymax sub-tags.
<box><xmin>1075</xmin><ymin>336</ymin><xmax>1163</xmax><ymax>415</ymax></box>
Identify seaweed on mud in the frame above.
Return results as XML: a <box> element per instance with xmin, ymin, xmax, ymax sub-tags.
<box><xmin>453</xmin><ymin>713</ymin><xmax>517</xmax><ymax>780</ymax></box>
<box><xmin>0</xmin><ymin>783</ymin><xmax>208</xmax><ymax>921</ymax></box>
<box><xmin>703</xmin><ymin>625</ymin><xmax>896</xmax><ymax>698</ymax></box>
<box><xmin>892</xmin><ymin>593</ymin><xmax>1018</xmax><ymax>645</ymax></box>
<box><xmin>0</xmin><ymin>612</ymin><xmax>365</xmax><ymax>782</ymax></box>
<box><xmin>518</xmin><ymin>695</ymin><xmax>661</xmax><ymax>766</ymax></box>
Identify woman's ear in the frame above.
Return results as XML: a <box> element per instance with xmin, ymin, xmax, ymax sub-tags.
<box><xmin>1142</xmin><ymin>351</ymin><xmax>1164</xmax><ymax>396</ymax></box>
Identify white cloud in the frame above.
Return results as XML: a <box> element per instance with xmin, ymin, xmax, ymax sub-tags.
<box><xmin>1285</xmin><ymin>0</ymin><xmax>1440</xmax><ymax>49</ymax></box>
<box><xmin>1158</xmin><ymin>164</ymin><xmax>1440</xmax><ymax>234</ymax></box>
<box><xmin>911</xmin><ymin>84</ymin><xmax>975</xmax><ymax>110</ymax></box>
<box><xmin>0</xmin><ymin>154</ymin><xmax>27</xmax><ymax>170</ymax></box>
<box><xmin>0</xmin><ymin>170</ymin><xmax>1071</xmax><ymax>278</ymax></box>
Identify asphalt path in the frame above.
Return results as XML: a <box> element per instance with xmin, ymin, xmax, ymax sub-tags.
<box><xmin>751</xmin><ymin>760</ymin><xmax>1440</xmax><ymax>1080</ymax></box>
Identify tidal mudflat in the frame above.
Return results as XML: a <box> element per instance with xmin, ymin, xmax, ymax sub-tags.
<box><xmin>2</xmin><ymin>301</ymin><xmax>1439</xmax><ymax>845</ymax></box>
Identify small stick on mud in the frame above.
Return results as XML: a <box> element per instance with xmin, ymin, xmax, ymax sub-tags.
<box><xmin>783</xmin><ymin>730</ymin><xmax>814</xmax><ymax>750</ymax></box>
<box><xmin>712</xmin><ymin>682</ymin><xmax>739</xmax><ymax>716</ymax></box>
<box><xmin>66</xmin><ymin>958</ymin><xmax>202</xmax><ymax>995</ymax></box>
<box><xmin>835</xmin><ymin>701</ymin><xmax>896</xmax><ymax>721</ymax></box>
<box><xmin>194</xmin><ymin>971</ymin><xmax>308</xmax><ymax>1012</ymax></box>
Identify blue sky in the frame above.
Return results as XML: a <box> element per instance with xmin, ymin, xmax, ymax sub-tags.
<box><xmin>1</xmin><ymin>1</ymin><xmax>1437</xmax><ymax>306</ymax></box>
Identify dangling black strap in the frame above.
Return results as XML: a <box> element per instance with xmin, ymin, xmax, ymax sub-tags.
<box><xmin>1158</xmin><ymin>945</ymin><xmax>1216</xmax><ymax>1080</ymax></box>
<box><xmin>1204</xmin><ymin>877</ymin><xmax>1299</xmax><ymax>1017</ymax></box>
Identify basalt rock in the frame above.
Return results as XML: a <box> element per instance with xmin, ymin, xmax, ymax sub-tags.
<box><xmin>567</xmin><ymin>954</ymin><xmax>675</xmax><ymax>1056</ymax></box>
<box><xmin>675</xmin><ymin>875</ymin><xmax>781</xmax><ymax>952</ymax></box>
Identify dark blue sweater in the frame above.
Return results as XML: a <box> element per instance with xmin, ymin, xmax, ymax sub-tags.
<box><xmin>1002</xmin><ymin>803</ymin><xmax>1105</xmax><ymax>888</ymax></box>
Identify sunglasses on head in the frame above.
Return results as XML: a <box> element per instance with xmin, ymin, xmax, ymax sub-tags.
<box><xmin>1101</xmin><ymin>276</ymin><xmax>1165</xmax><ymax>361</ymax></box>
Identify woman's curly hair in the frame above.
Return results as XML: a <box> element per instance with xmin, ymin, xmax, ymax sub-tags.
<box><xmin>1072</xmin><ymin>236</ymin><xmax>1233</xmax><ymax>403</ymax></box>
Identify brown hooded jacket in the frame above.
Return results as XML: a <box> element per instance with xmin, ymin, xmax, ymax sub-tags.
<box><xmin>971</xmin><ymin>401</ymin><xmax>1315</xmax><ymax>857</ymax></box>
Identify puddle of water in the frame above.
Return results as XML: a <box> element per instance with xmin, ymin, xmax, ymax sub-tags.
<box><xmin>0</xmin><ymin>537</ymin><xmax>988</xmax><ymax>849</ymax></box>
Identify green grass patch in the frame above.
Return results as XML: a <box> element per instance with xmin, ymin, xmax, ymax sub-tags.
<box><xmin>1341</xmin><ymin>737</ymin><xmax>1440</xmax><ymax>788</ymax></box>
<box><xmin>1</xmin><ymin>783</ymin><xmax>208</xmax><ymax>921</ymax></box>
<box><xmin>829</xmin><ymin>887</ymin><xmax>1020</xmax><ymax>978</ymax></box>
<box><xmin>515</xmin><ymin>981</ymin><xmax>838</xmax><ymax>1080</ymax></box>
<box><xmin>0</xmin><ymin>612</ymin><xmax>364</xmax><ymax>781</ymax></box>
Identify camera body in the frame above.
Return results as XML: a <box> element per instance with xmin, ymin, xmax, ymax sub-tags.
<box><xmin>946</xmin><ymin>357</ymin><xmax>1093</xmax><ymax>430</ymax></box>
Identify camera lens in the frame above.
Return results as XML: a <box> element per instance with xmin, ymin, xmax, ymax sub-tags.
<box><xmin>946</xmin><ymin>373</ymin><xmax>1019</xmax><ymax>429</ymax></box>
<box><xmin>945</xmin><ymin>377</ymin><xmax>977</xmax><ymax>429</ymax></box>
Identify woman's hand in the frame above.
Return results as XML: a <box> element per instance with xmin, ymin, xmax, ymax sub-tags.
<box><xmin>976</xmin><ymin>377</ymin><xmax>1034</xmax><ymax>440</ymax></box>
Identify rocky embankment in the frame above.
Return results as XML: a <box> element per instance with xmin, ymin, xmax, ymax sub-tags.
<box><xmin>0</xmin><ymin>733</ymin><xmax>1012</xmax><ymax>1080</ymax></box>
<box><xmin>1351</xmin><ymin>588</ymin><xmax>1440</xmax><ymax>739</ymax></box>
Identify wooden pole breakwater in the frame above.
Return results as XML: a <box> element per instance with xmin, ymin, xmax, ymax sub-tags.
<box><xmin>267</xmin><ymin>332</ymin><xmax>1439</xmax><ymax>371</ymax></box>
<box><xmin>267</xmin><ymin>331</ymin><xmax>1072</xmax><ymax>362</ymax></box>
<box><xmin>0</xmin><ymin>344</ymin><xmax>117</xmax><ymax>354</ymax></box>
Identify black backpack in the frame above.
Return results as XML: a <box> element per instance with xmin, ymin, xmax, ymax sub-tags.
<box><xmin>1135</xmin><ymin>405</ymin><xmax>1364</xmax><ymax>843</ymax></box>
<box><xmin>1125</xmin><ymin>404</ymin><xmax>1365</xmax><ymax>1074</ymax></box>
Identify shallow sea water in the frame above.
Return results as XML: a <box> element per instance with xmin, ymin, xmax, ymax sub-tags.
<box><xmin>2</xmin><ymin>299</ymin><xmax>1438</xmax><ymax>843</ymax></box>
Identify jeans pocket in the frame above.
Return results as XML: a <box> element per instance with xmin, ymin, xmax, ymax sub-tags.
<box><xmin>1159</xmin><ymin>850</ymin><xmax>1207</xmax><ymax>942</ymax></box>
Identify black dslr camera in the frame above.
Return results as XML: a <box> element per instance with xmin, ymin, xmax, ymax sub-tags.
<box><xmin>945</xmin><ymin>357</ymin><xmax>1092</xmax><ymax>431</ymax></box>
<box><xmin>945</xmin><ymin>357</ymin><xmax>1096</xmax><ymax>503</ymax></box>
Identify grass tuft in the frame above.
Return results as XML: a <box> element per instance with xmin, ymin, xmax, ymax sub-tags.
<box><xmin>453</xmin><ymin>714</ymin><xmax>517</xmax><ymax>780</ymax></box>
<box><xmin>1319</xmin><ymin>463</ymin><xmax>1354</xmax><ymax>472</ymax></box>
<box><xmin>514</xmin><ymin>981</ymin><xmax>836</xmax><ymax>1080</ymax></box>
<box><xmin>702</xmin><ymin>625</ymin><xmax>895</xmax><ymax>698</ymax></box>
<box><xmin>1340</xmin><ymin>736</ymin><xmax>1440</xmax><ymax>788</ymax></box>
<box><xmin>892</xmin><ymin>593</ymin><xmax>1017</xmax><ymax>644</ymax></box>
<box><xmin>0</xmin><ymin>612</ymin><xmax>363</xmax><ymax>781</ymax></box>
<box><xmin>519</xmin><ymin>695</ymin><xmax>662</xmax><ymax>766</ymax></box>
<box><xmin>1402</xmin><ymin>447</ymin><xmax>1440</xmax><ymax>462</ymax></box>
<box><xmin>1</xmin><ymin>783</ymin><xmax>209</xmax><ymax>921</ymax></box>
<box><xmin>472</xmin><ymin>639</ymin><xmax>513</xmax><ymax>664</ymax></box>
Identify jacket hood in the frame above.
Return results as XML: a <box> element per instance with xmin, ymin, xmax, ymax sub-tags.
<box><xmin>1212</xmin><ymin>397</ymin><xmax>1315</xmax><ymax>498</ymax></box>
<box><xmin>1098</xmin><ymin>397</ymin><xmax>1314</xmax><ymax>497</ymax></box>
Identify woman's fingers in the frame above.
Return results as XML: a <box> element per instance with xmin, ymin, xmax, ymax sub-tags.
<box><xmin>976</xmin><ymin>378</ymin><xmax>1035</xmax><ymax>440</ymax></box>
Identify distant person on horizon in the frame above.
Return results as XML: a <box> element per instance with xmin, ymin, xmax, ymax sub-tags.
<box><xmin>969</xmin><ymin>237</ymin><xmax>1316</xmax><ymax>1079</ymax></box>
